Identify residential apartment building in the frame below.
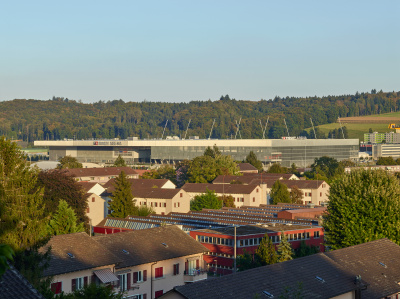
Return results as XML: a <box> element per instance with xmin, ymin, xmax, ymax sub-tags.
<box><xmin>278</xmin><ymin>180</ymin><xmax>330</xmax><ymax>205</ymax></box>
<box><xmin>78</xmin><ymin>181</ymin><xmax>107</xmax><ymax>226</ymax></box>
<box><xmin>181</xmin><ymin>183</ymin><xmax>264</xmax><ymax>206</ymax></box>
<box><xmin>189</xmin><ymin>224</ymin><xmax>324</xmax><ymax>275</ymax></box>
<box><xmin>162</xmin><ymin>239</ymin><xmax>400</xmax><ymax>299</ymax></box>
<box><xmin>41</xmin><ymin>226</ymin><xmax>207</xmax><ymax>298</ymax></box>
<box><xmin>133</xmin><ymin>189</ymin><xmax>191</xmax><ymax>214</ymax></box>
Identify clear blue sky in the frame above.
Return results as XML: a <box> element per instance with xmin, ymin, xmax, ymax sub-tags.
<box><xmin>0</xmin><ymin>1</ymin><xmax>399</xmax><ymax>103</ymax></box>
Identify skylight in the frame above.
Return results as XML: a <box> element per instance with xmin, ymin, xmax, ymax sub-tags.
<box><xmin>67</xmin><ymin>253</ymin><xmax>75</xmax><ymax>258</ymax></box>
<box><xmin>315</xmin><ymin>276</ymin><xmax>325</xmax><ymax>283</ymax></box>
<box><xmin>379</xmin><ymin>262</ymin><xmax>387</xmax><ymax>268</ymax></box>
<box><xmin>262</xmin><ymin>291</ymin><xmax>274</xmax><ymax>298</ymax></box>
<box><xmin>122</xmin><ymin>249</ymin><xmax>129</xmax><ymax>255</ymax></box>
<box><xmin>161</xmin><ymin>243</ymin><xmax>168</xmax><ymax>248</ymax></box>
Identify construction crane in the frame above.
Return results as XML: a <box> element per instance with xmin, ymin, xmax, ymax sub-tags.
<box><xmin>388</xmin><ymin>123</ymin><xmax>400</xmax><ymax>133</ymax></box>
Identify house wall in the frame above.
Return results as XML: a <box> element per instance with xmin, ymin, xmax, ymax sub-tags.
<box><xmin>331</xmin><ymin>292</ymin><xmax>355</xmax><ymax>299</ymax></box>
<box><xmin>136</xmin><ymin>192</ymin><xmax>191</xmax><ymax>215</ymax></box>
<box><xmin>115</xmin><ymin>253</ymin><xmax>204</xmax><ymax>299</ymax></box>
<box><xmin>75</xmin><ymin>174</ymin><xmax>138</xmax><ymax>184</ymax></box>
<box><xmin>87</xmin><ymin>193</ymin><xmax>106</xmax><ymax>226</ymax></box>
<box><xmin>50</xmin><ymin>264</ymin><xmax>116</xmax><ymax>294</ymax></box>
<box><xmin>185</xmin><ymin>188</ymin><xmax>263</xmax><ymax>208</ymax></box>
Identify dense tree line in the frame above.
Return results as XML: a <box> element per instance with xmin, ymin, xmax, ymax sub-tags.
<box><xmin>1</xmin><ymin>90</ymin><xmax>399</xmax><ymax>142</ymax></box>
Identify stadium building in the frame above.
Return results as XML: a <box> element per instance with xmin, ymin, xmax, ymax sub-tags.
<box><xmin>34</xmin><ymin>137</ymin><xmax>359</xmax><ymax>167</ymax></box>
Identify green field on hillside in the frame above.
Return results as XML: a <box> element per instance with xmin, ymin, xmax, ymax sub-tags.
<box><xmin>306</xmin><ymin>123</ymin><xmax>392</xmax><ymax>141</ymax></box>
<box><xmin>304</xmin><ymin>112</ymin><xmax>400</xmax><ymax>141</ymax></box>
<box><xmin>364</xmin><ymin>111</ymin><xmax>400</xmax><ymax>118</ymax></box>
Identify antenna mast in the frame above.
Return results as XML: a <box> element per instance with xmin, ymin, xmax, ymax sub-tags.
<box><xmin>209</xmin><ymin>119</ymin><xmax>216</xmax><ymax>139</ymax></box>
<box><xmin>259</xmin><ymin>117</ymin><xmax>269</xmax><ymax>139</ymax></box>
<box><xmin>183</xmin><ymin>119</ymin><xmax>191</xmax><ymax>140</ymax></box>
<box><xmin>310</xmin><ymin>118</ymin><xmax>317</xmax><ymax>139</ymax></box>
<box><xmin>338</xmin><ymin>117</ymin><xmax>345</xmax><ymax>139</ymax></box>
<box><xmin>283</xmin><ymin>119</ymin><xmax>290</xmax><ymax>137</ymax></box>
<box><xmin>161</xmin><ymin>120</ymin><xmax>168</xmax><ymax>139</ymax></box>
<box><xmin>235</xmin><ymin>118</ymin><xmax>242</xmax><ymax>139</ymax></box>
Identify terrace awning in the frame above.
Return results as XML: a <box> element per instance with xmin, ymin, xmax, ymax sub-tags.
<box><xmin>93</xmin><ymin>268</ymin><xmax>119</xmax><ymax>284</ymax></box>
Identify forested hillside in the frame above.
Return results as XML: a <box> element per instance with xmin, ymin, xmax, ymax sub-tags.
<box><xmin>1</xmin><ymin>90</ymin><xmax>399</xmax><ymax>142</ymax></box>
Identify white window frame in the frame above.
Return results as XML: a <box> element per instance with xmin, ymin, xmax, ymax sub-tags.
<box><xmin>119</xmin><ymin>273</ymin><xmax>128</xmax><ymax>291</ymax></box>
<box><xmin>76</xmin><ymin>277</ymin><xmax>84</xmax><ymax>290</ymax></box>
<box><xmin>137</xmin><ymin>270</ymin><xmax>143</xmax><ymax>283</ymax></box>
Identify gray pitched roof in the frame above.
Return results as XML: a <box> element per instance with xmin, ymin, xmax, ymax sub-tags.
<box><xmin>0</xmin><ymin>264</ymin><xmax>45</xmax><ymax>299</ymax></box>
<box><xmin>93</xmin><ymin>225</ymin><xmax>207</xmax><ymax>269</ymax></box>
<box><xmin>171</xmin><ymin>239</ymin><xmax>400</xmax><ymax>299</ymax></box>
<box><xmin>40</xmin><ymin>232</ymin><xmax>121</xmax><ymax>277</ymax></box>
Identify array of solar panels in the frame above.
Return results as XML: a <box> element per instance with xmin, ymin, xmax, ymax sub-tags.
<box><xmin>100</xmin><ymin>205</ymin><xmax>318</xmax><ymax>232</ymax></box>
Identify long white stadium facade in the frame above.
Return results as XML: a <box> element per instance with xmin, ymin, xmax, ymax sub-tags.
<box><xmin>35</xmin><ymin>138</ymin><xmax>359</xmax><ymax>167</ymax></box>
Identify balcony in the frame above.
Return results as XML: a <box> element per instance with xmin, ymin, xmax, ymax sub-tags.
<box><xmin>184</xmin><ymin>268</ymin><xmax>207</xmax><ymax>283</ymax></box>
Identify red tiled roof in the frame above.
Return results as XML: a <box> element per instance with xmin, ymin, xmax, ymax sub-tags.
<box><xmin>65</xmin><ymin>167</ymin><xmax>138</xmax><ymax>177</ymax></box>
<box><xmin>237</xmin><ymin>163</ymin><xmax>258</xmax><ymax>171</ymax></box>
<box><xmin>104</xmin><ymin>178</ymin><xmax>171</xmax><ymax>192</ymax></box>
<box><xmin>132</xmin><ymin>188</ymin><xmax>183</xmax><ymax>199</ymax></box>
<box><xmin>279</xmin><ymin>179</ymin><xmax>326</xmax><ymax>189</ymax></box>
<box><xmin>182</xmin><ymin>183</ymin><xmax>258</xmax><ymax>194</ymax></box>
<box><xmin>77</xmin><ymin>181</ymin><xmax>97</xmax><ymax>193</ymax></box>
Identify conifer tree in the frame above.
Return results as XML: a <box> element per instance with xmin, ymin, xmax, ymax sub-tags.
<box><xmin>113</xmin><ymin>155</ymin><xmax>127</xmax><ymax>167</ymax></box>
<box><xmin>277</xmin><ymin>233</ymin><xmax>294</xmax><ymax>262</ymax></box>
<box><xmin>255</xmin><ymin>234</ymin><xmax>277</xmax><ymax>266</ymax></box>
<box><xmin>47</xmin><ymin>200</ymin><xmax>85</xmax><ymax>235</ymax></box>
<box><xmin>271</xmin><ymin>180</ymin><xmax>291</xmax><ymax>204</ymax></box>
<box><xmin>245</xmin><ymin>151</ymin><xmax>263</xmax><ymax>172</ymax></box>
<box><xmin>0</xmin><ymin>137</ymin><xmax>48</xmax><ymax>250</ymax></box>
<box><xmin>109</xmin><ymin>171</ymin><xmax>136</xmax><ymax>218</ymax></box>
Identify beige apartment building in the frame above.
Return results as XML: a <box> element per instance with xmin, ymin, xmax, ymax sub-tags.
<box><xmin>181</xmin><ymin>183</ymin><xmax>264</xmax><ymax>207</ymax></box>
<box><xmin>41</xmin><ymin>226</ymin><xmax>207</xmax><ymax>298</ymax></box>
<box><xmin>78</xmin><ymin>182</ymin><xmax>107</xmax><ymax>226</ymax></box>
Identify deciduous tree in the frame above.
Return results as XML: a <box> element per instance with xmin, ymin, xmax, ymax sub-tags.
<box><xmin>268</xmin><ymin>163</ymin><xmax>287</xmax><ymax>174</ymax></box>
<box><xmin>37</xmin><ymin>169</ymin><xmax>89</xmax><ymax>227</ymax></box>
<box><xmin>324</xmin><ymin>169</ymin><xmax>400</xmax><ymax>250</ymax></box>
<box><xmin>190</xmin><ymin>189</ymin><xmax>222</xmax><ymax>211</ymax></box>
<box><xmin>56</xmin><ymin>155</ymin><xmax>82</xmax><ymax>169</ymax></box>
<box><xmin>290</xmin><ymin>186</ymin><xmax>304</xmax><ymax>204</ymax></box>
<box><xmin>271</xmin><ymin>180</ymin><xmax>291</xmax><ymax>204</ymax></box>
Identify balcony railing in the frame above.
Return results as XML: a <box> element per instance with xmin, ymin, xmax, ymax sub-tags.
<box><xmin>184</xmin><ymin>268</ymin><xmax>207</xmax><ymax>282</ymax></box>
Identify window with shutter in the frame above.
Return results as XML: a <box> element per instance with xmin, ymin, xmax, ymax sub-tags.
<box><xmin>196</xmin><ymin>259</ymin><xmax>199</xmax><ymax>269</ymax></box>
<box><xmin>127</xmin><ymin>273</ymin><xmax>131</xmax><ymax>290</ymax></box>
<box><xmin>143</xmin><ymin>270</ymin><xmax>147</xmax><ymax>281</ymax></box>
<box><xmin>92</xmin><ymin>197</ymin><xmax>95</xmax><ymax>202</ymax></box>
<box><xmin>155</xmin><ymin>267</ymin><xmax>163</xmax><ymax>278</ymax></box>
<box><xmin>133</xmin><ymin>271</ymin><xmax>138</xmax><ymax>283</ymax></box>
<box><xmin>84</xmin><ymin>276</ymin><xmax>88</xmax><ymax>287</ymax></box>
<box><xmin>51</xmin><ymin>282</ymin><xmax>62</xmax><ymax>294</ymax></box>
<box><xmin>176</xmin><ymin>263</ymin><xmax>179</xmax><ymax>275</ymax></box>
<box><xmin>155</xmin><ymin>290</ymin><xmax>164</xmax><ymax>298</ymax></box>
<box><xmin>71</xmin><ymin>279</ymin><xmax>76</xmax><ymax>292</ymax></box>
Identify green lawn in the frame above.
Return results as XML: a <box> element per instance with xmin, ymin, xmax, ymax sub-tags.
<box><xmin>307</xmin><ymin>123</ymin><xmax>392</xmax><ymax>141</ymax></box>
